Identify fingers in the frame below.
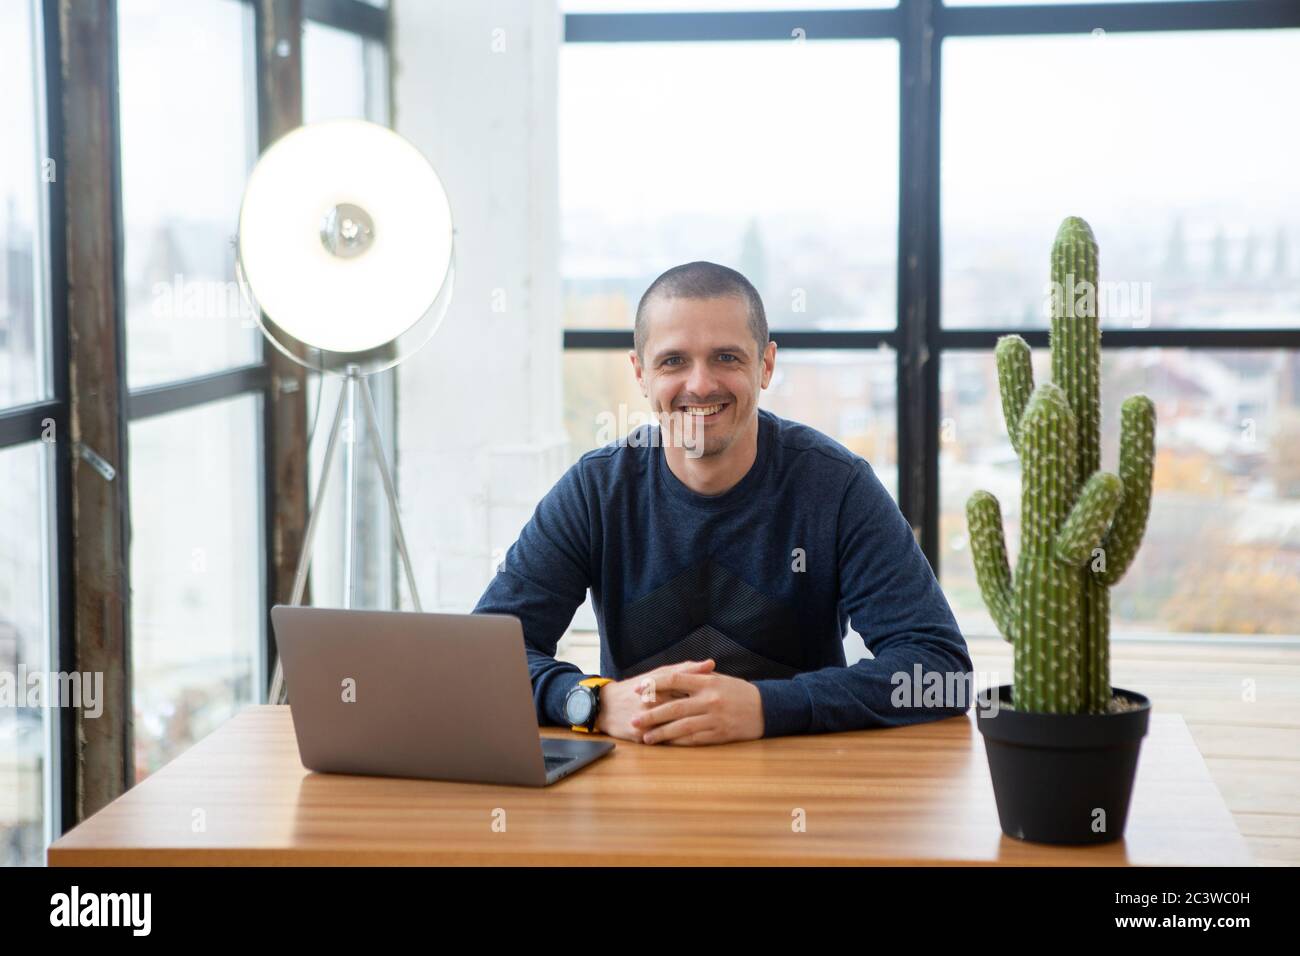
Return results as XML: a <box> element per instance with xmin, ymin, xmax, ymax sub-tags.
<box><xmin>642</xmin><ymin>715</ymin><xmax>711</xmax><ymax>745</ymax></box>
<box><xmin>631</xmin><ymin>693</ymin><xmax>711</xmax><ymax>732</ymax></box>
<box><xmin>628</xmin><ymin>682</ymin><xmax>687</xmax><ymax>707</ymax></box>
<box><xmin>654</xmin><ymin>659</ymin><xmax>715</xmax><ymax>678</ymax></box>
<box><xmin>632</xmin><ymin>659</ymin><xmax>714</xmax><ymax>701</ymax></box>
<box><xmin>650</xmin><ymin>670</ymin><xmax>712</xmax><ymax>697</ymax></box>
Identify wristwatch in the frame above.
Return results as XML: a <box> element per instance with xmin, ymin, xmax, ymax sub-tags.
<box><xmin>565</xmin><ymin>677</ymin><xmax>612</xmax><ymax>733</ymax></box>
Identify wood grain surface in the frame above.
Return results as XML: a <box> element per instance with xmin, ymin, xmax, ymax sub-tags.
<box><xmin>48</xmin><ymin>704</ymin><xmax>1250</xmax><ymax>866</ymax></box>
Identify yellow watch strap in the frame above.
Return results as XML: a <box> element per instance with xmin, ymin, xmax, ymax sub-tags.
<box><xmin>571</xmin><ymin>677</ymin><xmax>613</xmax><ymax>732</ymax></box>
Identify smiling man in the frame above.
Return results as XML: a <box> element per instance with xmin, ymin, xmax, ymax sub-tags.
<box><xmin>472</xmin><ymin>261</ymin><xmax>973</xmax><ymax>745</ymax></box>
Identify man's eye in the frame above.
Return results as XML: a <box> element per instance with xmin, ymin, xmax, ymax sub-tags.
<box><xmin>663</xmin><ymin>357</ymin><xmax>683</xmax><ymax>367</ymax></box>
<box><xmin>717</xmin><ymin>354</ymin><xmax>737</xmax><ymax>362</ymax></box>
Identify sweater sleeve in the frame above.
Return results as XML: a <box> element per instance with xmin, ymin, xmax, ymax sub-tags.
<box><xmin>471</xmin><ymin>459</ymin><xmax>600</xmax><ymax>727</ymax></box>
<box><xmin>752</xmin><ymin>456</ymin><xmax>975</xmax><ymax>737</ymax></box>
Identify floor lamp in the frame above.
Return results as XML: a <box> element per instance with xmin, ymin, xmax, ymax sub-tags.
<box><xmin>236</xmin><ymin>119</ymin><xmax>455</xmax><ymax>705</ymax></box>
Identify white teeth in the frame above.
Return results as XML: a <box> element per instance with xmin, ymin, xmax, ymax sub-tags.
<box><xmin>682</xmin><ymin>404</ymin><xmax>724</xmax><ymax>416</ymax></box>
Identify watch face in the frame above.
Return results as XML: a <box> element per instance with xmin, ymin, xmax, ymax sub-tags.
<box><xmin>565</xmin><ymin>686</ymin><xmax>594</xmax><ymax>725</ymax></box>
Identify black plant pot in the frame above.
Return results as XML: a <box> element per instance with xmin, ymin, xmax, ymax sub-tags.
<box><xmin>974</xmin><ymin>684</ymin><xmax>1152</xmax><ymax>845</ymax></box>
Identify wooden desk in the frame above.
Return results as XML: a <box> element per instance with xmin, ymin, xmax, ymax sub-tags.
<box><xmin>48</xmin><ymin>705</ymin><xmax>1251</xmax><ymax>866</ymax></box>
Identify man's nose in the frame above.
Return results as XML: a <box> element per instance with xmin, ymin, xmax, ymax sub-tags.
<box><xmin>686</xmin><ymin>360</ymin><xmax>720</xmax><ymax>400</ymax></box>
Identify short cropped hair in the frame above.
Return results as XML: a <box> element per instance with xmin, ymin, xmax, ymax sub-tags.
<box><xmin>633</xmin><ymin>261</ymin><xmax>768</xmax><ymax>364</ymax></box>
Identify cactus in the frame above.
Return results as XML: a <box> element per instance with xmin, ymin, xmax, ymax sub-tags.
<box><xmin>966</xmin><ymin>216</ymin><xmax>1156</xmax><ymax>714</ymax></box>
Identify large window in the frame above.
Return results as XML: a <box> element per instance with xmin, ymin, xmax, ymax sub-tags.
<box><xmin>560</xmin><ymin>35</ymin><xmax>900</xmax><ymax>481</ymax></box>
<box><xmin>127</xmin><ymin>395</ymin><xmax>262</xmax><ymax>781</ymax></box>
<box><xmin>938</xmin><ymin>24</ymin><xmax>1300</xmax><ymax>641</ymax></box>
<box><xmin>118</xmin><ymin>0</ymin><xmax>261</xmax><ymax>390</ymax></box>
<box><xmin>303</xmin><ymin>19</ymin><xmax>390</xmax><ymax>125</ymax></box>
<box><xmin>561</xmin><ymin>38</ymin><xmax>898</xmax><ymax>338</ymax></box>
<box><xmin>0</xmin><ymin>443</ymin><xmax>56</xmax><ymax>867</ymax></box>
<box><xmin>117</xmin><ymin>0</ymin><xmax>267</xmax><ymax>783</ymax></box>
<box><xmin>111</xmin><ymin>0</ymin><xmax>394</xmax><ymax>786</ymax></box>
<box><xmin>942</xmin><ymin>30</ymin><xmax>1300</xmax><ymax>331</ymax></box>
<box><xmin>940</xmin><ymin>349</ymin><xmax>1300</xmax><ymax>639</ymax></box>
<box><xmin>0</xmin><ymin>0</ymin><xmax>56</xmax><ymax>869</ymax></box>
<box><xmin>1</xmin><ymin>0</ymin><xmax>393</xmax><ymax>866</ymax></box>
<box><xmin>560</xmin><ymin>0</ymin><xmax>1300</xmax><ymax>644</ymax></box>
<box><xmin>0</xmin><ymin>0</ymin><xmax>50</xmax><ymax>409</ymax></box>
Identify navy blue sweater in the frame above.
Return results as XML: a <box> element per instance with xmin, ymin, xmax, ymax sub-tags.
<box><xmin>472</xmin><ymin>407</ymin><xmax>974</xmax><ymax>737</ymax></box>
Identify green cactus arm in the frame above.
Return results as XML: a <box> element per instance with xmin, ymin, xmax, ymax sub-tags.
<box><xmin>995</xmin><ymin>335</ymin><xmax>1034</xmax><ymax>457</ymax></box>
<box><xmin>1018</xmin><ymin>381</ymin><xmax>1078</xmax><ymax>554</ymax></box>
<box><xmin>1053</xmin><ymin>471</ymin><xmax>1124</xmax><ymax>567</ymax></box>
<box><xmin>966</xmin><ymin>489</ymin><xmax>1016</xmax><ymax>643</ymax></box>
<box><xmin>1049</xmin><ymin>217</ymin><xmax>1102</xmax><ymax>483</ymax></box>
<box><xmin>1094</xmin><ymin>394</ymin><xmax>1157</xmax><ymax>587</ymax></box>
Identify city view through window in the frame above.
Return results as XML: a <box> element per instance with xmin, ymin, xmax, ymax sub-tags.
<box><xmin>557</xmin><ymin>28</ymin><xmax>1300</xmax><ymax>642</ymax></box>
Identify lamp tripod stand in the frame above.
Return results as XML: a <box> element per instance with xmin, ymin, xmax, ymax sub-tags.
<box><xmin>236</xmin><ymin>119</ymin><xmax>454</xmax><ymax>707</ymax></box>
<box><xmin>267</xmin><ymin>362</ymin><xmax>423</xmax><ymax>705</ymax></box>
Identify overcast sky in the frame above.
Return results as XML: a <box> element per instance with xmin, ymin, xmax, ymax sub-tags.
<box><xmin>4</xmin><ymin>2</ymin><xmax>1297</xmax><ymax>246</ymax></box>
<box><xmin>561</xmin><ymin>26</ymin><xmax>1300</xmax><ymax>236</ymax></box>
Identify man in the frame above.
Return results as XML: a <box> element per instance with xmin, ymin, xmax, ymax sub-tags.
<box><xmin>473</xmin><ymin>261</ymin><xmax>973</xmax><ymax>745</ymax></box>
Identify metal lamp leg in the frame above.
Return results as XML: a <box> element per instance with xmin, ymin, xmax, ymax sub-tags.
<box><xmin>358</xmin><ymin>373</ymin><xmax>423</xmax><ymax>613</ymax></box>
<box><xmin>267</xmin><ymin>366</ymin><xmax>424</xmax><ymax>705</ymax></box>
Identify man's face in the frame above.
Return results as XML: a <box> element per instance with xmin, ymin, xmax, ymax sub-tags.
<box><xmin>631</xmin><ymin>294</ymin><xmax>775</xmax><ymax>459</ymax></box>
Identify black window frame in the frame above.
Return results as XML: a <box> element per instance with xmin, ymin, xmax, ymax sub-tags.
<box><xmin>0</xmin><ymin>0</ymin><xmax>390</xmax><ymax>844</ymax></box>
<box><xmin>560</xmin><ymin>0</ymin><xmax>1300</xmax><ymax>571</ymax></box>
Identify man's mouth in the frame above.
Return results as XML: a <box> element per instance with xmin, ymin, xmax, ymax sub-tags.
<box><xmin>677</xmin><ymin>402</ymin><xmax>729</xmax><ymax>420</ymax></box>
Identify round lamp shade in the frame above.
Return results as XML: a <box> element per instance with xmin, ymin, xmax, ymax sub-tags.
<box><xmin>237</xmin><ymin>119</ymin><xmax>455</xmax><ymax>374</ymax></box>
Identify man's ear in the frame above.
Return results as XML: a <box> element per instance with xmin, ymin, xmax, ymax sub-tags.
<box><xmin>629</xmin><ymin>348</ymin><xmax>646</xmax><ymax>394</ymax></box>
<box><xmin>760</xmin><ymin>340</ymin><xmax>777</xmax><ymax>389</ymax></box>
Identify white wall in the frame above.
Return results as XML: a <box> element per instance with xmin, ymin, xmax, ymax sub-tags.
<box><xmin>391</xmin><ymin>0</ymin><xmax>569</xmax><ymax>612</ymax></box>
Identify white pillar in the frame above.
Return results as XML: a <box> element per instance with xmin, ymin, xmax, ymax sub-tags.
<box><xmin>391</xmin><ymin>0</ymin><xmax>568</xmax><ymax>611</ymax></box>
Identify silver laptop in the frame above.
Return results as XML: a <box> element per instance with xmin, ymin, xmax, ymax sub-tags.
<box><xmin>270</xmin><ymin>605</ymin><xmax>614</xmax><ymax>786</ymax></box>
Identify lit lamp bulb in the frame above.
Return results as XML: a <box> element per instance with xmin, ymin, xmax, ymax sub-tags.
<box><xmin>237</xmin><ymin>118</ymin><xmax>455</xmax><ymax>372</ymax></box>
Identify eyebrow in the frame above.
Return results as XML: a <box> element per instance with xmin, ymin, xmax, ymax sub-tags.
<box><xmin>652</xmin><ymin>345</ymin><xmax>750</xmax><ymax>364</ymax></box>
